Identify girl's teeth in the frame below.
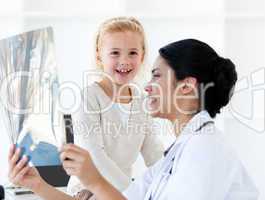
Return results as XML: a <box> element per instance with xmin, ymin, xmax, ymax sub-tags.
<box><xmin>117</xmin><ymin>69</ymin><xmax>131</xmax><ymax>73</ymax></box>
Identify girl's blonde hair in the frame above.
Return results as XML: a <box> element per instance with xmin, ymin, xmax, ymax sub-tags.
<box><xmin>95</xmin><ymin>16</ymin><xmax>147</xmax><ymax>67</ymax></box>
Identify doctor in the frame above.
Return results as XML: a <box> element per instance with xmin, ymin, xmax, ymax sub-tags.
<box><xmin>8</xmin><ymin>39</ymin><xmax>259</xmax><ymax>200</ymax></box>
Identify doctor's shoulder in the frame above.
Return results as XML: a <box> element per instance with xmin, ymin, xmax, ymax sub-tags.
<box><xmin>179</xmin><ymin>125</ymin><xmax>250</xmax><ymax>168</ymax></box>
<box><xmin>182</xmin><ymin>128</ymin><xmax>236</xmax><ymax>160</ymax></box>
<box><xmin>178</xmin><ymin>128</ymin><xmax>259</xmax><ymax>198</ymax></box>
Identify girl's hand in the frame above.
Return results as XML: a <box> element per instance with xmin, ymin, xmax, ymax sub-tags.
<box><xmin>60</xmin><ymin>144</ymin><xmax>104</xmax><ymax>191</ymax></box>
<box><xmin>8</xmin><ymin>144</ymin><xmax>45</xmax><ymax>192</ymax></box>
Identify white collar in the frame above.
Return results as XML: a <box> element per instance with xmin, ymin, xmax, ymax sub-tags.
<box><xmin>164</xmin><ymin>110</ymin><xmax>214</xmax><ymax>156</ymax></box>
<box><xmin>181</xmin><ymin>110</ymin><xmax>213</xmax><ymax>135</ymax></box>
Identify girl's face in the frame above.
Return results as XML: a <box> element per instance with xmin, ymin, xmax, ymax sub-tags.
<box><xmin>98</xmin><ymin>31</ymin><xmax>144</xmax><ymax>85</ymax></box>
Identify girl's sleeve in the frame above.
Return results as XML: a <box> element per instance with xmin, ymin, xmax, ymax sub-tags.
<box><xmin>140</xmin><ymin>115</ymin><xmax>164</xmax><ymax>167</ymax></box>
<box><xmin>67</xmin><ymin>88</ymin><xmax>131</xmax><ymax>195</ymax></box>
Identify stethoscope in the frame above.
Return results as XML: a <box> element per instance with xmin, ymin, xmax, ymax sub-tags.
<box><xmin>148</xmin><ymin>120</ymin><xmax>214</xmax><ymax>200</ymax></box>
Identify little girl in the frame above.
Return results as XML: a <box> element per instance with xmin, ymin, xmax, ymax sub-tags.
<box><xmin>68</xmin><ymin>17</ymin><xmax>164</xmax><ymax>197</ymax></box>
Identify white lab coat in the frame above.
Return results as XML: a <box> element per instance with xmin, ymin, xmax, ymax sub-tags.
<box><xmin>123</xmin><ymin>111</ymin><xmax>259</xmax><ymax>200</ymax></box>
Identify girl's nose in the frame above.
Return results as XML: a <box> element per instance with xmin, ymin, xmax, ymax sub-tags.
<box><xmin>119</xmin><ymin>63</ymin><xmax>129</xmax><ymax>68</ymax></box>
<box><xmin>119</xmin><ymin>55</ymin><xmax>130</xmax><ymax>66</ymax></box>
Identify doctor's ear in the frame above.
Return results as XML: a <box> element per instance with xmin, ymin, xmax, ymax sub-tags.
<box><xmin>178</xmin><ymin>77</ymin><xmax>198</xmax><ymax>95</ymax></box>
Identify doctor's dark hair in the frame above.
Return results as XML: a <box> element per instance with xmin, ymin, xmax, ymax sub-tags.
<box><xmin>159</xmin><ymin>39</ymin><xmax>237</xmax><ymax>118</ymax></box>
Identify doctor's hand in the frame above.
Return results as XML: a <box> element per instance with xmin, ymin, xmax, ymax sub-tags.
<box><xmin>8</xmin><ymin>144</ymin><xmax>46</xmax><ymax>192</ymax></box>
<box><xmin>60</xmin><ymin>144</ymin><xmax>104</xmax><ymax>191</ymax></box>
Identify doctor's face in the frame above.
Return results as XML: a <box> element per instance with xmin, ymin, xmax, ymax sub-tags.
<box><xmin>145</xmin><ymin>56</ymin><xmax>178</xmax><ymax>121</ymax></box>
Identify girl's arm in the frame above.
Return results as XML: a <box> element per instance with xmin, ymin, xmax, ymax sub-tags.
<box><xmin>141</xmin><ymin>116</ymin><xmax>164</xmax><ymax>167</ymax></box>
<box><xmin>73</xmin><ymin>129</ymin><xmax>131</xmax><ymax>190</ymax></box>
<box><xmin>71</xmin><ymin>89</ymin><xmax>131</xmax><ymax>192</ymax></box>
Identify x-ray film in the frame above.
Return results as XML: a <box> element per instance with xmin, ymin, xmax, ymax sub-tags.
<box><xmin>0</xmin><ymin>27</ymin><xmax>65</xmax><ymax>166</ymax></box>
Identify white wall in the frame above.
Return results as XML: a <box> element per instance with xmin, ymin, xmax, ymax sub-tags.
<box><xmin>224</xmin><ymin>0</ymin><xmax>265</xmax><ymax>198</ymax></box>
<box><xmin>0</xmin><ymin>0</ymin><xmax>23</xmax><ymax>187</ymax></box>
<box><xmin>0</xmin><ymin>0</ymin><xmax>264</xmax><ymax>199</ymax></box>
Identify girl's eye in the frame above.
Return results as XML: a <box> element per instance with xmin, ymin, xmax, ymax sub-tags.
<box><xmin>129</xmin><ymin>51</ymin><xmax>138</xmax><ymax>56</ymax></box>
<box><xmin>110</xmin><ymin>51</ymin><xmax>119</xmax><ymax>56</ymax></box>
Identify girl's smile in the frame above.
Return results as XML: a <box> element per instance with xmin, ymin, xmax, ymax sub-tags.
<box><xmin>98</xmin><ymin>31</ymin><xmax>144</xmax><ymax>85</ymax></box>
